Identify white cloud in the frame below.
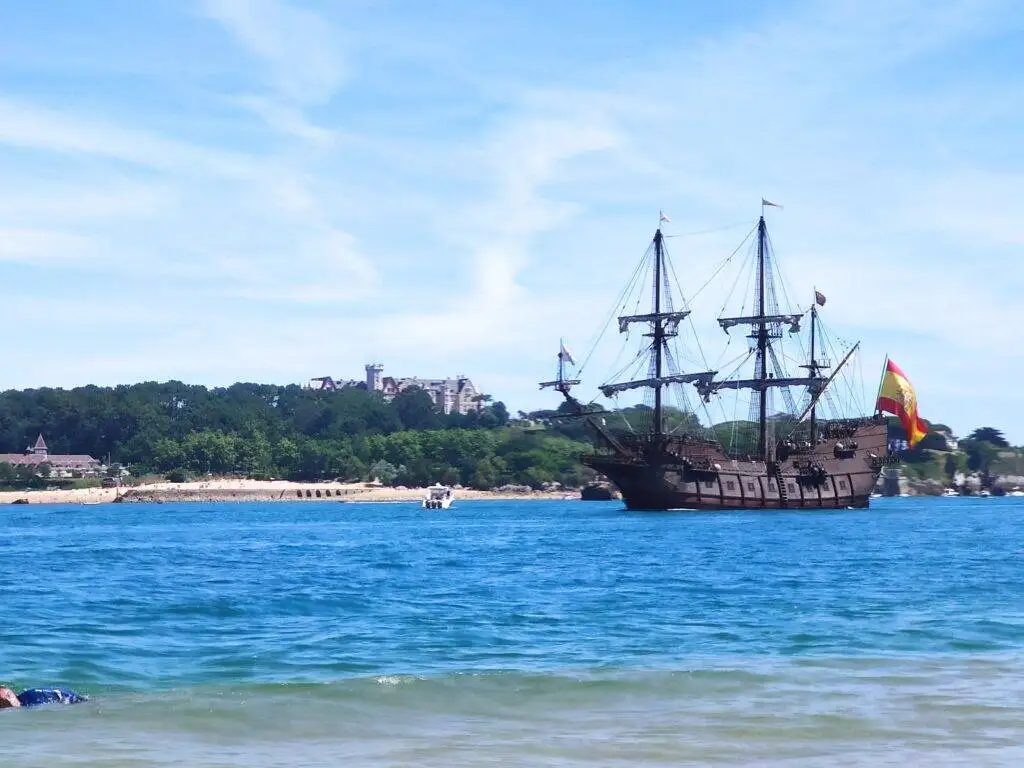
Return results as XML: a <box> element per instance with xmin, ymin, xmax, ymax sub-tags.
<box><xmin>358</xmin><ymin>106</ymin><xmax>620</xmax><ymax>357</ymax></box>
<box><xmin>200</xmin><ymin>0</ymin><xmax>347</xmax><ymax>104</ymax></box>
<box><xmin>0</xmin><ymin>97</ymin><xmax>255</xmax><ymax>178</ymax></box>
<box><xmin>233</xmin><ymin>95</ymin><xmax>339</xmax><ymax>145</ymax></box>
<box><xmin>212</xmin><ymin>228</ymin><xmax>377</xmax><ymax>303</ymax></box>
<box><xmin>0</xmin><ymin>180</ymin><xmax>172</xmax><ymax>223</ymax></box>
<box><xmin>902</xmin><ymin>170</ymin><xmax>1024</xmax><ymax>248</ymax></box>
<box><xmin>0</xmin><ymin>95</ymin><xmax>376</xmax><ymax>301</ymax></box>
<box><xmin>0</xmin><ymin>228</ymin><xmax>96</xmax><ymax>264</ymax></box>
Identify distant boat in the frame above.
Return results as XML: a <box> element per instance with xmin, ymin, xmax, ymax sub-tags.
<box><xmin>942</xmin><ymin>488</ymin><xmax>959</xmax><ymax>497</ymax></box>
<box><xmin>979</xmin><ymin>489</ymin><xmax>991</xmax><ymax>497</ymax></box>
<box><xmin>1009</xmin><ymin>487</ymin><xmax>1024</xmax><ymax>497</ymax></box>
<box><xmin>422</xmin><ymin>484</ymin><xmax>454</xmax><ymax>510</ymax></box>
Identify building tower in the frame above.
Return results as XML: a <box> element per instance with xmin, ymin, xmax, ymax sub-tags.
<box><xmin>365</xmin><ymin>363</ymin><xmax>384</xmax><ymax>392</ymax></box>
<box><xmin>30</xmin><ymin>434</ymin><xmax>48</xmax><ymax>457</ymax></box>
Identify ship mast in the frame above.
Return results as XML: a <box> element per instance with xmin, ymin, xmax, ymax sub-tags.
<box><xmin>797</xmin><ymin>291</ymin><xmax>832</xmax><ymax>444</ymax></box>
<box><xmin>539</xmin><ymin>342</ymin><xmax>632</xmax><ymax>454</ymax></box>
<box><xmin>756</xmin><ymin>215</ymin><xmax>768</xmax><ymax>458</ymax></box>
<box><xmin>539</xmin><ymin>341</ymin><xmax>580</xmax><ymax>396</ymax></box>
<box><xmin>808</xmin><ymin>302</ymin><xmax>818</xmax><ymax>444</ymax></box>
<box><xmin>593</xmin><ymin>218</ymin><xmax>716</xmax><ymax>435</ymax></box>
<box><xmin>556</xmin><ymin>343</ymin><xmax>569</xmax><ymax>392</ymax></box>
<box><xmin>652</xmin><ymin>229</ymin><xmax>665</xmax><ymax>439</ymax></box>
<box><xmin>701</xmin><ymin>202</ymin><xmax>817</xmax><ymax>460</ymax></box>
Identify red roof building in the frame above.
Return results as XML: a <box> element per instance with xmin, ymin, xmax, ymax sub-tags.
<box><xmin>0</xmin><ymin>434</ymin><xmax>103</xmax><ymax>477</ymax></box>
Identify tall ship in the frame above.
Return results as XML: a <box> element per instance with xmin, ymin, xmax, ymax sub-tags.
<box><xmin>540</xmin><ymin>203</ymin><xmax>893</xmax><ymax>511</ymax></box>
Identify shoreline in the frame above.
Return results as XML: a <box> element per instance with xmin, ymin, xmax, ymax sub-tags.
<box><xmin>0</xmin><ymin>479</ymin><xmax>578</xmax><ymax>506</ymax></box>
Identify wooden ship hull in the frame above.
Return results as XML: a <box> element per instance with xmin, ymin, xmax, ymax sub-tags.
<box><xmin>583</xmin><ymin>419</ymin><xmax>887</xmax><ymax>511</ymax></box>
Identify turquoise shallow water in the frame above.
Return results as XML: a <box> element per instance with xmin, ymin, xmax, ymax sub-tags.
<box><xmin>2</xmin><ymin>497</ymin><xmax>1023</xmax><ymax>765</ymax></box>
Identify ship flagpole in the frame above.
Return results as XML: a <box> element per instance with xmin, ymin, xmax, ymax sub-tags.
<box><xmin>873</xmin><ymin>353</ymin><xmax>890</xmax><ymax>417</ymax></box>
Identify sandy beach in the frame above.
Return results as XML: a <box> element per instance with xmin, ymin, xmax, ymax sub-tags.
<box><xmin>0</xmin><ymin>479</ymin><xmax>577</xmax><ymax>505</ymax></box>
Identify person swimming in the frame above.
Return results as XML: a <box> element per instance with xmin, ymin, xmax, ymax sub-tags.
<box><xmin>0</xmin><ymin>686</ymin><xmax>87</xmax><ymax>708</ymax></box>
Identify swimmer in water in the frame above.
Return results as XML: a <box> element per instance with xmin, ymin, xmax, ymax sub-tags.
<box><xmin>0</xmin><ymin>686</ymin><xmax>87</xmax><ymax>708</ymax></box>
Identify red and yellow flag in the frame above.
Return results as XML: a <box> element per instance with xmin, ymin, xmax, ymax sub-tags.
<box><xmin>876</xmin><ymin>359</ymin><xmax>928</xmax><ymax>447</ymax></box>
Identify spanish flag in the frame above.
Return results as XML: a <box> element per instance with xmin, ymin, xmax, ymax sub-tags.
<box><xmin>876</xmin><ymin>359</ymin><xmax>928</xmax><ymax>447</ymax></box>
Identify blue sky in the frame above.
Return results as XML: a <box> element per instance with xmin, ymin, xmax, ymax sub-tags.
<box><xmin>0</xmin><ymin>0</ymin><xmax>1021</xmax><ymax>440</ymax></box>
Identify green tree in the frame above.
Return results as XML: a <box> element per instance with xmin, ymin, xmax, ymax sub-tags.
<box><xmin>962</xmin><ymin>438</ymin><xmax>1000</xmax><ymax>483</ymax></box>
<box><xmin>326</xmin><ymin>441</ymin><xmax>366</xmax><ymax>481</ymax></box>
<box><xmin>968</xmin><ymin>427</ymin><xmax>1009</xmax><ymax>448</ymax></box>
<box><xmin>910</xmin><ymin>428</ymin><xmax>952</xmax><ymax>452</ymax></box>
<box><xmin>382</xmin><ymin>430</ymin><xmax>426</xmax><ymax>470</ymax></box>
<box><xmin>183</xmin><ymin>430</ymin><xmax>237</xmax><ymax>474</ymax></box>
<box><xmin>15</xmin><ymin>463</ymin><xmax>44</xmax><ymax>489</ymax></box>
<box><xmin>471</xmin><ymin>458</ymin><xmax>498</xmax><ymax>490</ymax></box>
<box><xmin>295</xmin><ymin>439</ymin><xmax>333</xmax><ymax>480</ymax></box>
<box><xmin>392</xmin><ymin>387</ymin><xmax>442</xmax><ymax>431</ymax></box>
<box><xmin>273</xmin><ymin>437</ymin><xmax>301</xmax><ymax>477</ymax></box>
<box><xmin>943</xmin><ymin>453</ymin><xmax>960</xmax><ymax>481</ymax></box>
<box><xmin>151</xmin><ymin>438</ymin><xmax>184</xmax><ymax>472</ymax></box>
<box><xmin>237</xmin><ymin>430</ymin><xmax>272</xmax><ymax>476</ymax></box>
<box><xmin>368</xmin><ymin>459</ymin><xmax>399</xmax><ymax>485</ymax></box>
<box><xmin>0</xmin><ymin>462</ymin><xmax>16</xmax><ymax>487</ymax></box>
<box><xmin>166</xmin><ymin>467</ymin><xmax>190</xmax><ymax>483</ymax></box>
<box><xmin>477</xmin><ymin>401</ymin><xmax>510</xmax><ymax>429</ymax></box>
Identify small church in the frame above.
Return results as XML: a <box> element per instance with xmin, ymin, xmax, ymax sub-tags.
<box><xmin>0</xmin><ymin>435</ymin><xmax>103</xmax><ymax>478</ymax></box>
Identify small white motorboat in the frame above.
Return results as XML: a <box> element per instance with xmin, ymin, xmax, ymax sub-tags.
<box><xmin>422</xmin><ymin>483</ymin><xmax>454</xmax><ymax>510</ymax></box>
<box><xmin>942</xmin><ymin>488</ymin><xmax>959</xmax><ymax>497</ymax></box>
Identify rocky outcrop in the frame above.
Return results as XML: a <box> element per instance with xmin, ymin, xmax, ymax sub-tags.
<box><xmin>580</xmin><ymin>482</ymin><xmax>621</xmax><ymax>501</ymax></box>
<box><xmin>494</xmin><ymin>484</ymin><xmax>533</xmax><ymax>494</ymax></box>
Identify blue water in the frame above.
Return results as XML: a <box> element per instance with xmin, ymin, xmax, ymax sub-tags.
<box><xmin>2</xmin><ymin>498</ymin><xmax>1024</xmax><ymax>765</ymax></box>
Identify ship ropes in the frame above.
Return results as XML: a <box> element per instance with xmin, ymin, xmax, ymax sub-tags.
<box><xmin>538</xmin><ymin>201</ymin><xmax>884</xmax><ymax>513</ymax></box>
<box><xmin>545</xmin><ymin>207</ymin><xmax>868</xmax><ymax>462</ymax></box>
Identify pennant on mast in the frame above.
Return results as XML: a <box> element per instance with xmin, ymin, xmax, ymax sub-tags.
<box><xmin>559</xmin><ymin>340</ymin><xmax>576</xmax><ymax>366</ymax></box>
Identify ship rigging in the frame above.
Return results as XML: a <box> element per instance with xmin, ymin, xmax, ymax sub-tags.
<box><xmin>541</xmin><ymin>203</ymin><xmax>889</xmax><ymax>510</ymax></box>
